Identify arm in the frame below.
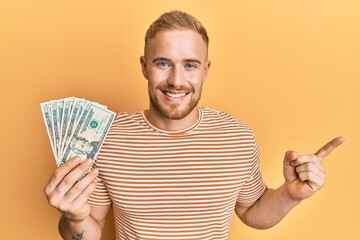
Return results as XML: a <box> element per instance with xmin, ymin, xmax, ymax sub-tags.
<box><xmin>58</xmin><ymin>205</ymin><xmax>110</xmax><ymax>240</ymax></box>
<box><xmin>235</xmin><ymin>137</ymin><xmax>345</xmax><ymax>229</ymax></box>
<box><xmin>44</xmin><ymin>156</ymin><xmax>110</xmax><ymax>240</ymax></box>
<box><xmin>236</xmin><ymin>185</ymin><xmax>300</xmax><ymax>229</ymax></box>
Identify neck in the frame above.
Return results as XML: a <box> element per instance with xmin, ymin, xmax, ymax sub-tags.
<box><xmin>144</xmin><ymin>107</ymin><xmax>199</xmax><ymax>131</ymax></box>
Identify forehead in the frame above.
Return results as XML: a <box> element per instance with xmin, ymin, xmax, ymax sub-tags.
<box><xmin>146</xmin><ymin>30</ymin><xmax>208</xmax><ymax>60</ymax></box>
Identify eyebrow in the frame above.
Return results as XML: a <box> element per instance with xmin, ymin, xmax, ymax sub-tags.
<box><xmin>152</xmin><ymin>57</ymin><xmax>202</xmax><ymax>65</ymax></box>
<box><xmin>152</xmin><ymin>57</ymin><xmax>171</xmax><ymax>63</ymax></box>
<box><xmin>184</xmin><ymin>58</ymin><xmax>202</xmax><ymax>65</ymax></box>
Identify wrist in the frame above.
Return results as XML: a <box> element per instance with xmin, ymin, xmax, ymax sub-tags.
<box><xmin>279</xmin><ymin>184</ymin><xmax>302</xmax><ymax>209</ymax></box>
<box><xmin>59</xmin><ymin>215</ymin><xmax>94</xmax><ymax>240</ymax></box>
<box><xmin>60</xmin><ymin>214</ymin><xmax>88</xmax><ymax>228</ymax></box>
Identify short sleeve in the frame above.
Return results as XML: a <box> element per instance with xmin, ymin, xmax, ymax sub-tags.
<box><xmin>88</xmin><ymin>176</ymin><xmax>112</xmax><ymax>206</ymax></box>
<box><xmin>236</xmin><ymin>135</ymin><xmax>267</xmax><ymax>205</ymax></box>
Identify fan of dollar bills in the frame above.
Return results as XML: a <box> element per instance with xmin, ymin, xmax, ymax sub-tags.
<box><xmin>40</xmin><ymin>97</ymin><xmax>115</xmax><ymax>167</ymax></box>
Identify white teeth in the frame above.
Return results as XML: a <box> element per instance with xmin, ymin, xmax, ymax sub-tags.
<box><xmin>164</xmin><ymin>92</ymin><xmax>187</xmax><ymax>98</ymax></box>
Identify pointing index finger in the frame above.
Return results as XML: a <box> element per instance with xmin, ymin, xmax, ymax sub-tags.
<box><xmin>315</xmin><ymin>136</ymin><xmax>345</xmax><ymax>161</ymax></box>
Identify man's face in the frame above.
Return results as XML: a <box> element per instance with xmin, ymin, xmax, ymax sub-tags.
<box><xmin>72</xmin><ymin>139</ymin><xmax>93</xmax><ymax>154</ymax></box>
<box><xmin>141</xmin><ymin>30</ymin><xmax>211</xmax><ymax>120</ymax></box>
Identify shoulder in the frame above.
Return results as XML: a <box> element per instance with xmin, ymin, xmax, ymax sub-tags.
<box><xmin>199</xmin><ymin>107</ymin><xmax>258</xmax><ymax>150</ymax></box>
<box><xmin>113</xmin><ymin>110</ymin><xmax>143</xmax><ymax>123</ymax></box>
<box><xmin>200</xmin><ymin>107</ymin><xmax>252</xmax><ymax>132</ymax></box>
<box><xmin>110</xmin><ymin>110</ymin><xmax>144</xmax><ymax>127</ymax></box>
<box><xmin>106</xmin><ymin>110</ymin><xmax>151</xmax><ymax>136</ymax></box>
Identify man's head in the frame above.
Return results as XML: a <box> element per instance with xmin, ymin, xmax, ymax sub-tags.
<box><xmin>144</xmin><ymin>10</ymin><xmax>209</xmax><ymax>57</ymax></box>
<box><xmin>141</xmin><ymin>11</ymin><xmax>211</xmax><ymax>120</ymax></box>
<box><xmin>70</xmin><ymin>136</ymin><xmax>93</xmax><ymax>155</ymax></box>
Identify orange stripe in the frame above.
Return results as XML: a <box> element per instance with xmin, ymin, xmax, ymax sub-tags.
<box><xmin>89</xmin><ymin>108</ymin><xmax>266</xmax><ymax>239</ymax></box>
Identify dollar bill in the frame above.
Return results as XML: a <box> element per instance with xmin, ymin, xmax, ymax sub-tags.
<box><xmin>59</xmin><ymin>101</ymin><xmax>92</xmax><ymax>164</ymax></box>
<box><xmin>59</xmin><ymin>102</ymin><xmax>115</xmax><ymax>165</ymax></box>
<box><xmin>58</xmin><ymin>98</ymin><xmax>86</xmax><ymax>164</ymax></box>
<box><xmin>51</xmin><ymin>100</ymin><xmax>61</xmax><ymax>158</ymax></box>
<box><xmin>40</xmin><ymin>102</ymin><xmax>56</xmax><ymax>158</ymax></box>
<box><xmin>40</xmin><ymin>97</ymin><xmax>115</xmax><ymax>167</ymax></box>
<box><xmin>59</xmin><ymin>97</ymin><xmax>74</xmax><ymax>157</ymax></box>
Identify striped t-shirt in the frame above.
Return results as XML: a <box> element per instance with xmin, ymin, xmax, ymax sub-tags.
<box><xmin>89</xmin><ymin>107</ymin><xmax>267</xmax><ymax>240</ymax></box>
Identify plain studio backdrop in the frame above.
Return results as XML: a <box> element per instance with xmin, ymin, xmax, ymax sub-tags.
<box><xmin>0</xmin><ymin>0</ymin><xmax>359</xmax><ymax>239</ymax></box>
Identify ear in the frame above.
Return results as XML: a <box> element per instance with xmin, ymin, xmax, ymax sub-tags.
<box><xmin>202</xmin><ymin>60</ymin><xmax>211</xmax><ymax>81</ymax></box>
<box><xmin>140</xmin><ymin>56</ymin><xmax>148</xmax><ymax>80</ymax></box>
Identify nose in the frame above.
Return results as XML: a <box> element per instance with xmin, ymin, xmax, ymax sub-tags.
<box><xmin>167</xmin><ymin>65</ymin><xmax>184</xmax><ymax>88</ymax></box>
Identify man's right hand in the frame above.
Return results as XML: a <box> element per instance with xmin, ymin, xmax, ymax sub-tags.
<box><xmin>44</xmin><ymin>156</ymin><xmax>99</xmax><ymax>223</ymax></box>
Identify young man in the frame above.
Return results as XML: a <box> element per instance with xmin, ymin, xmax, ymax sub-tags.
<box><xmin>44</xmin><ymin>10</ymin><xmax>344</xmax><ymax>240</ymax></box>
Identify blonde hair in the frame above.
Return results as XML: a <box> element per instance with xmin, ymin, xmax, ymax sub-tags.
<box><xmin>144</xmin><ymin>10</ymin><xmax>209</xmax><ymax>54</ymax></box>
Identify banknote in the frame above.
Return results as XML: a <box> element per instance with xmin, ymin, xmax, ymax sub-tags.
<box><xmin>59</xmin><ymin>97</ymin><xmax>74</xmax><ymax>156</ymax></box>
<box><xmin>60</xmin><ymin>103</ymin><xmax>115</xmax><ymax>165</ymax></box>
<box><xmin>40</xmin><ymin>102</ymin><xmax>56</xmax><ymax>157</ymax></box>
<box><xmin>40</xmin><ymin>97</ymin><xmax>115</xmax><ymax>167</ymax></box>
<box><xmin>50</xmin><ymin>99</ymin><xmax>64</xmax><ymax>159</ymax></box>
<box><xmin>58</xmin><ymin>98</ymin><xmax>86</xmax><ymax>162</ymax></box>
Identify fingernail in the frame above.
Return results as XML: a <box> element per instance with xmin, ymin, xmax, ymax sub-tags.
<box><xmin>93</xmin><ymin>168</ymin><xmax>99</xmax><ymax>175</ymax></box>
<box><xmin>86</xmin><ymin>158</ymin><xmax>93</xmax><ymax>165</ymax></box>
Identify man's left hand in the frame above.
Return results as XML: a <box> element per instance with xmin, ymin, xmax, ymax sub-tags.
<box><xmin>283</xmin><ymin>136</ymin><xmax>345</xmax><ymax>201</ymax></box>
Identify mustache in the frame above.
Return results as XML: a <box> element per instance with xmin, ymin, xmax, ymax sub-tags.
<box><xmin>158</xmin><ymin>84</ymin><xmax>194</xmax><ymax>92</ymax></box>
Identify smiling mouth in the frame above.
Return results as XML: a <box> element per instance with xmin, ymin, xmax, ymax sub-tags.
<box><xmin>162</xmin><ymin>90</ymin><xmax>189</xmax><ymax>99</ymax></box>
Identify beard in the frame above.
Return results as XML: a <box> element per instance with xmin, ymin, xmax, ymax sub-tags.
<box><xmin>148</xmin><ymin>83</ymin><xmax>202</xmax><ymax>120</ymax></box>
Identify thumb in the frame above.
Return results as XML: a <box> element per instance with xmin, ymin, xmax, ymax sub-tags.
<box><xmin>283</xmin><ymin>150</ymin><xmax>298</xmax><ymax>182</ymax></box>
<box><xmin>284</xmin><ymin>150</ymin><xmax>298</xmax><ymax>166</ymax></box>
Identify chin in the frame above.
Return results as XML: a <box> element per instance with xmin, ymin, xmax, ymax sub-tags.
<box><xmin>150</xmin><ymin>92</ymin><xmax>200</xmax><ymax>120</ymax></box>
<box><xmin>161</xmin><ymin>108</ymin><xmax>190</xmax><ymax>120</ymax></box>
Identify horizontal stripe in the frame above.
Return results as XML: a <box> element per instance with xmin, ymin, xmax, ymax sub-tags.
<box><xmin>89</xmin><ymin>108</ymin><xmax>266</xmax><ymax>240</ymax></box>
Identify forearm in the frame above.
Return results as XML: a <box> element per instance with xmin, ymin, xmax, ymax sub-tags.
<box><xmin>236</xmin><ymin>184</ymin><xmax>301</xmax><ymax>229</ymax></box>
<box><xmin>59</xmin><ymin>215</ymin><xmax>102</xmax><ymax>240</ymax></box>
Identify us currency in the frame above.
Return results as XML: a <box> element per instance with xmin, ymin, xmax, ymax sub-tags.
<box><xmin>51</xmin><ymin>99</ymin><xmax>67</xmax><ymax>159</ymax></box>
<box><xmin>50</xmin><ymin>100</ymin><xmax>61</xmax><ymax>158</ymax></box>
<box><xmin>40</xmin><ymin>97</ymin><xmax>115</xmax><ymax>167</ymax></box>
<box><xmin>59</xmin><ymin>102</ymin><xmax>115</xmax><ymax>166</ymax></box>
<box><xmin>40</xmin><ymin>102</ymin><xmax>56</xmax><ymax>158</ymax></box>
<box><xmin>58</xmin><ymin>101</ymin><xmax>92</xmax><ymax>164</ymax></box>
<box><xmin>58</xmin><ymin>98</ymin><xmax>86</xmax><ymax>162</ymax></box>
<box><xmin>59</xmin><ymin>97</ymin><xmax>74</xmax><ymax>156</ymax></box>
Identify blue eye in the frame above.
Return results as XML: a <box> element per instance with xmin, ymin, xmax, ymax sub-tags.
<box><xmin>185</xmin><ymin>63</ymin><xmax>196</xmax><ymax>68</ymax></box>
<box><xmin>158</xmin><ymin>61</ymin><xmax>170</xmax><ymax>67</ymax></box>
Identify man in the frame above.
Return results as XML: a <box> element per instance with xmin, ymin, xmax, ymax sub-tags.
<box><xmin>44</xmin><ymin>10</ymin><xmax>344</xmax><ymax>240</ymax></box>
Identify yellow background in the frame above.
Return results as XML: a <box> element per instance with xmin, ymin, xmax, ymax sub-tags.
<box><xmin>1</xmin><ymin>0</ymin><xmax>359</xmax><ymax>239</ymax></box>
